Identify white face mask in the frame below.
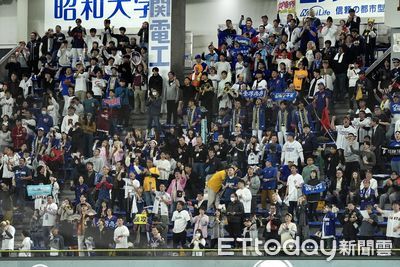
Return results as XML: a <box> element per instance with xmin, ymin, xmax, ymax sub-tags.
<box><xmin>230</xmin><ymin>197</ymin><xmax>236</xmax><ymax>202</ymax></box>
<box><xmin>195</xmin><ymin>233</ymin><xmax>201</xmax><ymax>238</ymax></box>
<box><xmin>41</xmin><ymin>111</ymin><xmax>47</xmax><ymax>115</ymax></box>
<box><xmin>152</xmin><ymin>92</ymin><xmax>157</xmax><ymax>96</ymax></box>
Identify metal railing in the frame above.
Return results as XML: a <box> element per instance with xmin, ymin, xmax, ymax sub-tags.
<box><xmin>0</xmin><ymin>45</ymin><xmax>18</xmax><ymax>80</ymax></box>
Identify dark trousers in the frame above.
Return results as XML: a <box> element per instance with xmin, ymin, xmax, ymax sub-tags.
<box><xmin>308</xmin><ymin>201</ymin><xmax>318</xmax><ymax>221</ymax></box>
<box><xmin>147</xmin><ymin>114</ymin><xmax>161</xmax><ymax>133</ymax></box>
<box><xmin>172</xmin><ymin>230</ymin><xmax>187</xmax><ymax>248</ymax></box>
<box><xmin>28</xmin><ymin>59</ymin><xmax>40</xmax><ymax>74</ymax></box>
<box><xmin>118</xmin><ymin>105</ymin><xmax>130</xmax><ymax>127</ymax></box>
<box><xmin>365</xmin><ymin>45</ymin><xmax>376</xmax><ymax>67</ymax></box>
<box><xmin>348</xmin><ymin>86</ymin><xmax>355</xmax><ymax>109</ymax></box>
<box><xmin>334</xmin><ymin>73</ymin><xmax>347</xmax><ymax>102</ymax></box>
<box><xmin>288</xmin><ymin>201</ymin><xmax>297</xmax><ymax>217</ymax></box>
<box><xmin>166</xmin><ymin>100</ymin><xmax>178</xmax><ymax>125</ymax></box>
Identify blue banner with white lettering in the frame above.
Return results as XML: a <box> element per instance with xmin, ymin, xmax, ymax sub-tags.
<box><xmin>302</xmin><ymin>182</ymin><xmax>327</xmax><ymax>195</ymax></box>
<box><xmin>242</xmin><ymin>90</ymin><xmax>266</xmax><ymax>99</ymax></box>
<box><xmin>271</xmin><ymin>92</ymin><xmax>297</xmax><ymax>102</ymax></box>
<box><xmin>27</xmin><ymin>185</ymin><xmax>53</xmax><ymax>197</ymax></box>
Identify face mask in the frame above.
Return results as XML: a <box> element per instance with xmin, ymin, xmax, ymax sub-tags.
<box><xmin>195</xmin><ymin>233</ymin><xmax>201</xmax><ymax>238</ymax></box>
<box><xmin>230</xmin><ymin>197</ymin><xmax>236</xmax><ymax>202</ymax></box>
<box><xmin>41</xmin><ymin>111</ymin><xmax>47</xmax><ymax>115</ymax></box>
<box><xmin>152</xmin><ymin>92</ymin><xmax>157</xmax><ymax>96</ymax></box>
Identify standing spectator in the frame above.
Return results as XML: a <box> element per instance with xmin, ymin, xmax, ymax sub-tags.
<box><xmin>137</xmin><ymin>22</ymin><xmax>149</xmax><ymax>47</ymax></box>
<box><xmin>332</xmin><ymin>46</ymin><xmax>348</xmax><ymax>102</ymax></box>
<box><xmin>236</xmin><ymin>180</ymin><xmax>252</xmax><ymax>216</ymax></box>
<box><xmin>68</xmin><ymin>19</ymin><xmax>86</xmax><ymax>69</ymax></box>
<box><xmin>171</xmin><ymin>201</ymin><xmax>190</xmax><ymax>249</ymax></box>
<box><xmin>341</xmin><ymin>202</ymin><xmax>363</xmax><ymax>241</ymax></box>
<box><xmin>241</xmin><ymin>166</ymin><xmax>260</xmax><ymax>213</ymax></box>
<box><xmin>281</xmin><ymin>133</ymin><xmax>304</xmax><ymax>165</ymax></box>
<box><xmin>0</xmin><ymin>220</ymin><xmax>15</xmax><ymax>257</ymax></box>
<box><xmin>133</xmin><ymin>64</ymin><xmax>148</xmax><ymax>114</ymax></box>
<box><xmin>278</xmin><ymin>213</ymin><xmax>297</xmax><ymax>246</ymax></box>
<box><xmin>345</xmin><ymin>8</ymin><xmax>361</xmax><ymax>33</ymax></box>
<box><xmin>40</xmin><ymin>196</ymin><xmax>58</xmax><ymax>248</ymax></box>
<box><xmin>319</xmin><ymin>204</ymin><xmax>337</xmax><ymax>249</ymax></box>
<box><xmin>18</xmin><ymin>230</ymin><xmax>33</xmax><ymax>257</ymax></box>
<box><xmin>115</xmin><ymin>79</ymin><xmax>133</xmax><ymax>127</ymax></box>
<box><xmin>153</xmin><ymin>184</ymin><xmax>171</xmax><ymax>239</ymax></box>
<box><xmin>192</xmin><ymin>207</ymin><xmax>209</xmax><ymax>239</ymax></box>
<box><xmin>164</xmin><ymin>72</ymin><xmax>180</xmax><ymax>125</ymax></box>
<box><xmin>114</xmin><ymin>218</ymin><xmax>130</xmax><ymax>250</ymax></box>
<box><xmin>26</xmin><ymin>32</ymin><xmax>41</xmax><ymax>74</ymax></box>
<box><xmin>226</xmin><ymin>193</ymin><xmax>244</xmax><ymax>247</ymax></box>
<box><xmin>321</xmin><ymin>17</ymin><xmax>338</xmax><ymax>47</ymax></box>
<box><xmin>260</xmin><ymin>159</ymin><xmax>278</xmax><ymax>209</ymax></box>
<box><xmin>149</xmin><ymin>68</ymin><xmax>163</xmax><ymax>96</ymax></box>
<box><xmin>285</xmin><ymin>165</ymin><xmax>304</xmax><ymax>216</ymax></box>
<box><xmin>146</xmin><ymin>89</ymin><xmax>162</xmax><ymax>138</ymax></box>
<box><xmin>375</xmin><ymin>202</ymin><xmax>400</xmax><ymax>251</ymax></box>
<box><xmin>11</xmin><ymin>119</ymin><xmax>27</xmax><ymax>150</ymax></box>
<box><xmin>295</xmin><ymin>195</ymin><xmax>309</xmax><ymax>243</ymax></box>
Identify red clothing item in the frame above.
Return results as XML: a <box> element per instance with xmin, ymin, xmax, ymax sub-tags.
<box><xmin>11</xmin><ymin>126</ymin><xmax>27</xmax><ymax>149</ymax></box>
<box><xmin>96</xmin><ymin>111</ymin><xmax>111</xmax><ymax>133</ymax></box>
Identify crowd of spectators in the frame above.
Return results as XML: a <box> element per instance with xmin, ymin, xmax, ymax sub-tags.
<box><xmin>0</xmin><ymin>8</ymin><xmax>400</xmax><ymax>257</ymax></box>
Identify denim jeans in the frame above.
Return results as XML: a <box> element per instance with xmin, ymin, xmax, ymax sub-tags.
<box><xmin>192</xmin><ymin>162</ymin><xmax>205</xmax><ymax>180</ymax></box>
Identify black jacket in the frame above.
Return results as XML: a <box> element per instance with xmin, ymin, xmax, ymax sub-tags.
<box><xmin>226</xmin><ymin>200</ymin><xmax>244</xmax><ymax>224</ymax></box>
<box><xmin>149</xmin><ymin>75</ymin><xmax>163</xmax><ymax>95</ymax></box>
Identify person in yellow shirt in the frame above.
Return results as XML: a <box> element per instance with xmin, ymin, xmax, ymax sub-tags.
<box><xmin>207</xmin><ymin>166</ymin><xmax>240</xmax><ymax>210</ymax></box>
<box><xmin>143</xmin><ymin>159</ymin><xmax>160</xmax><ymax>206</ymax></box>
<box><xmin>293</xmin><ymin>61</ymin><xmax>308</xmax><ymax>97</ymax></box>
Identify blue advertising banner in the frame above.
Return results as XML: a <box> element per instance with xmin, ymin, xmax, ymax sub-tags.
<box><xmin>27</xmin><ymin>184</ymin><xmax>52</xmax><ymax>197</ymax></box>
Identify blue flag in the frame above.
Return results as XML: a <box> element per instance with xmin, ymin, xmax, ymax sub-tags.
<box><xmin>271</xmin><ymin>92</ymin><xmax>297</xmax><ymax>102</ymax></box>
<box><xmin>218</xmin><ymin>31</ymin><xmax>235</xmax><ymax>47</ymax></box>
<box><xmin>218</xmin><ymin>32</ymin><xmax>251</xmax><ymax>49</ymax></box>
<box><xmin>234</xmin><ymin>35</ymin><xmax>251</xmax><ymax>48</ymax></box>
<box><xmin>302</xmin><ymin>182</ymin><xmax>327</xmax><ymax>195</ymax></box>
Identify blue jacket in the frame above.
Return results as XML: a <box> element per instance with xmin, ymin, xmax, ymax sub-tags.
<box><xmin>322</xmin><ymin>211</ymin><xmax>336</xmax><ymax>238</ymax></box>
<box><xmin>36</xmin><ymin>115</ymin><xmax>54</xmax><ymax>133</ymax></box>
<box><xmin>259</xmin><ymin>166</ymin><xmax>278</xmax><ymax>190</ymax></box>
<box><xmin>389</xmin><ymin>140</ymin><xmax>400</xmax><ymax>162</ymax></box>
<box><xmin>263</xmin><ymin>143</ymin><xmax>282</xmax><ymax>167</ymax></box>
<box><xmin>115</xmin><ymin>86</ymin><xmax>133</xmax><ymax>106</ymax></box>
<box><xmin>268</xmin><ymin>77</ymin><xmax>287</xmax><ymax>93</ymax></box>
<box><xmin>252</xmin><ymin>104</ymin><xmax>267</xmax><ymax>130</ymax></box>
<box><xmin>222</xmin><ymin>176</ymin><xmax>240</xmax><ymax>203</ymax></box>
<box><xmin>186</xmin><ymin>106</ymin><xmax>202</xmax><ymax>132</ymax></box>
<box><xmin>292</xmin><ymin>108</ymin><xmax>314</xmax><ymax>133</ymax></box>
